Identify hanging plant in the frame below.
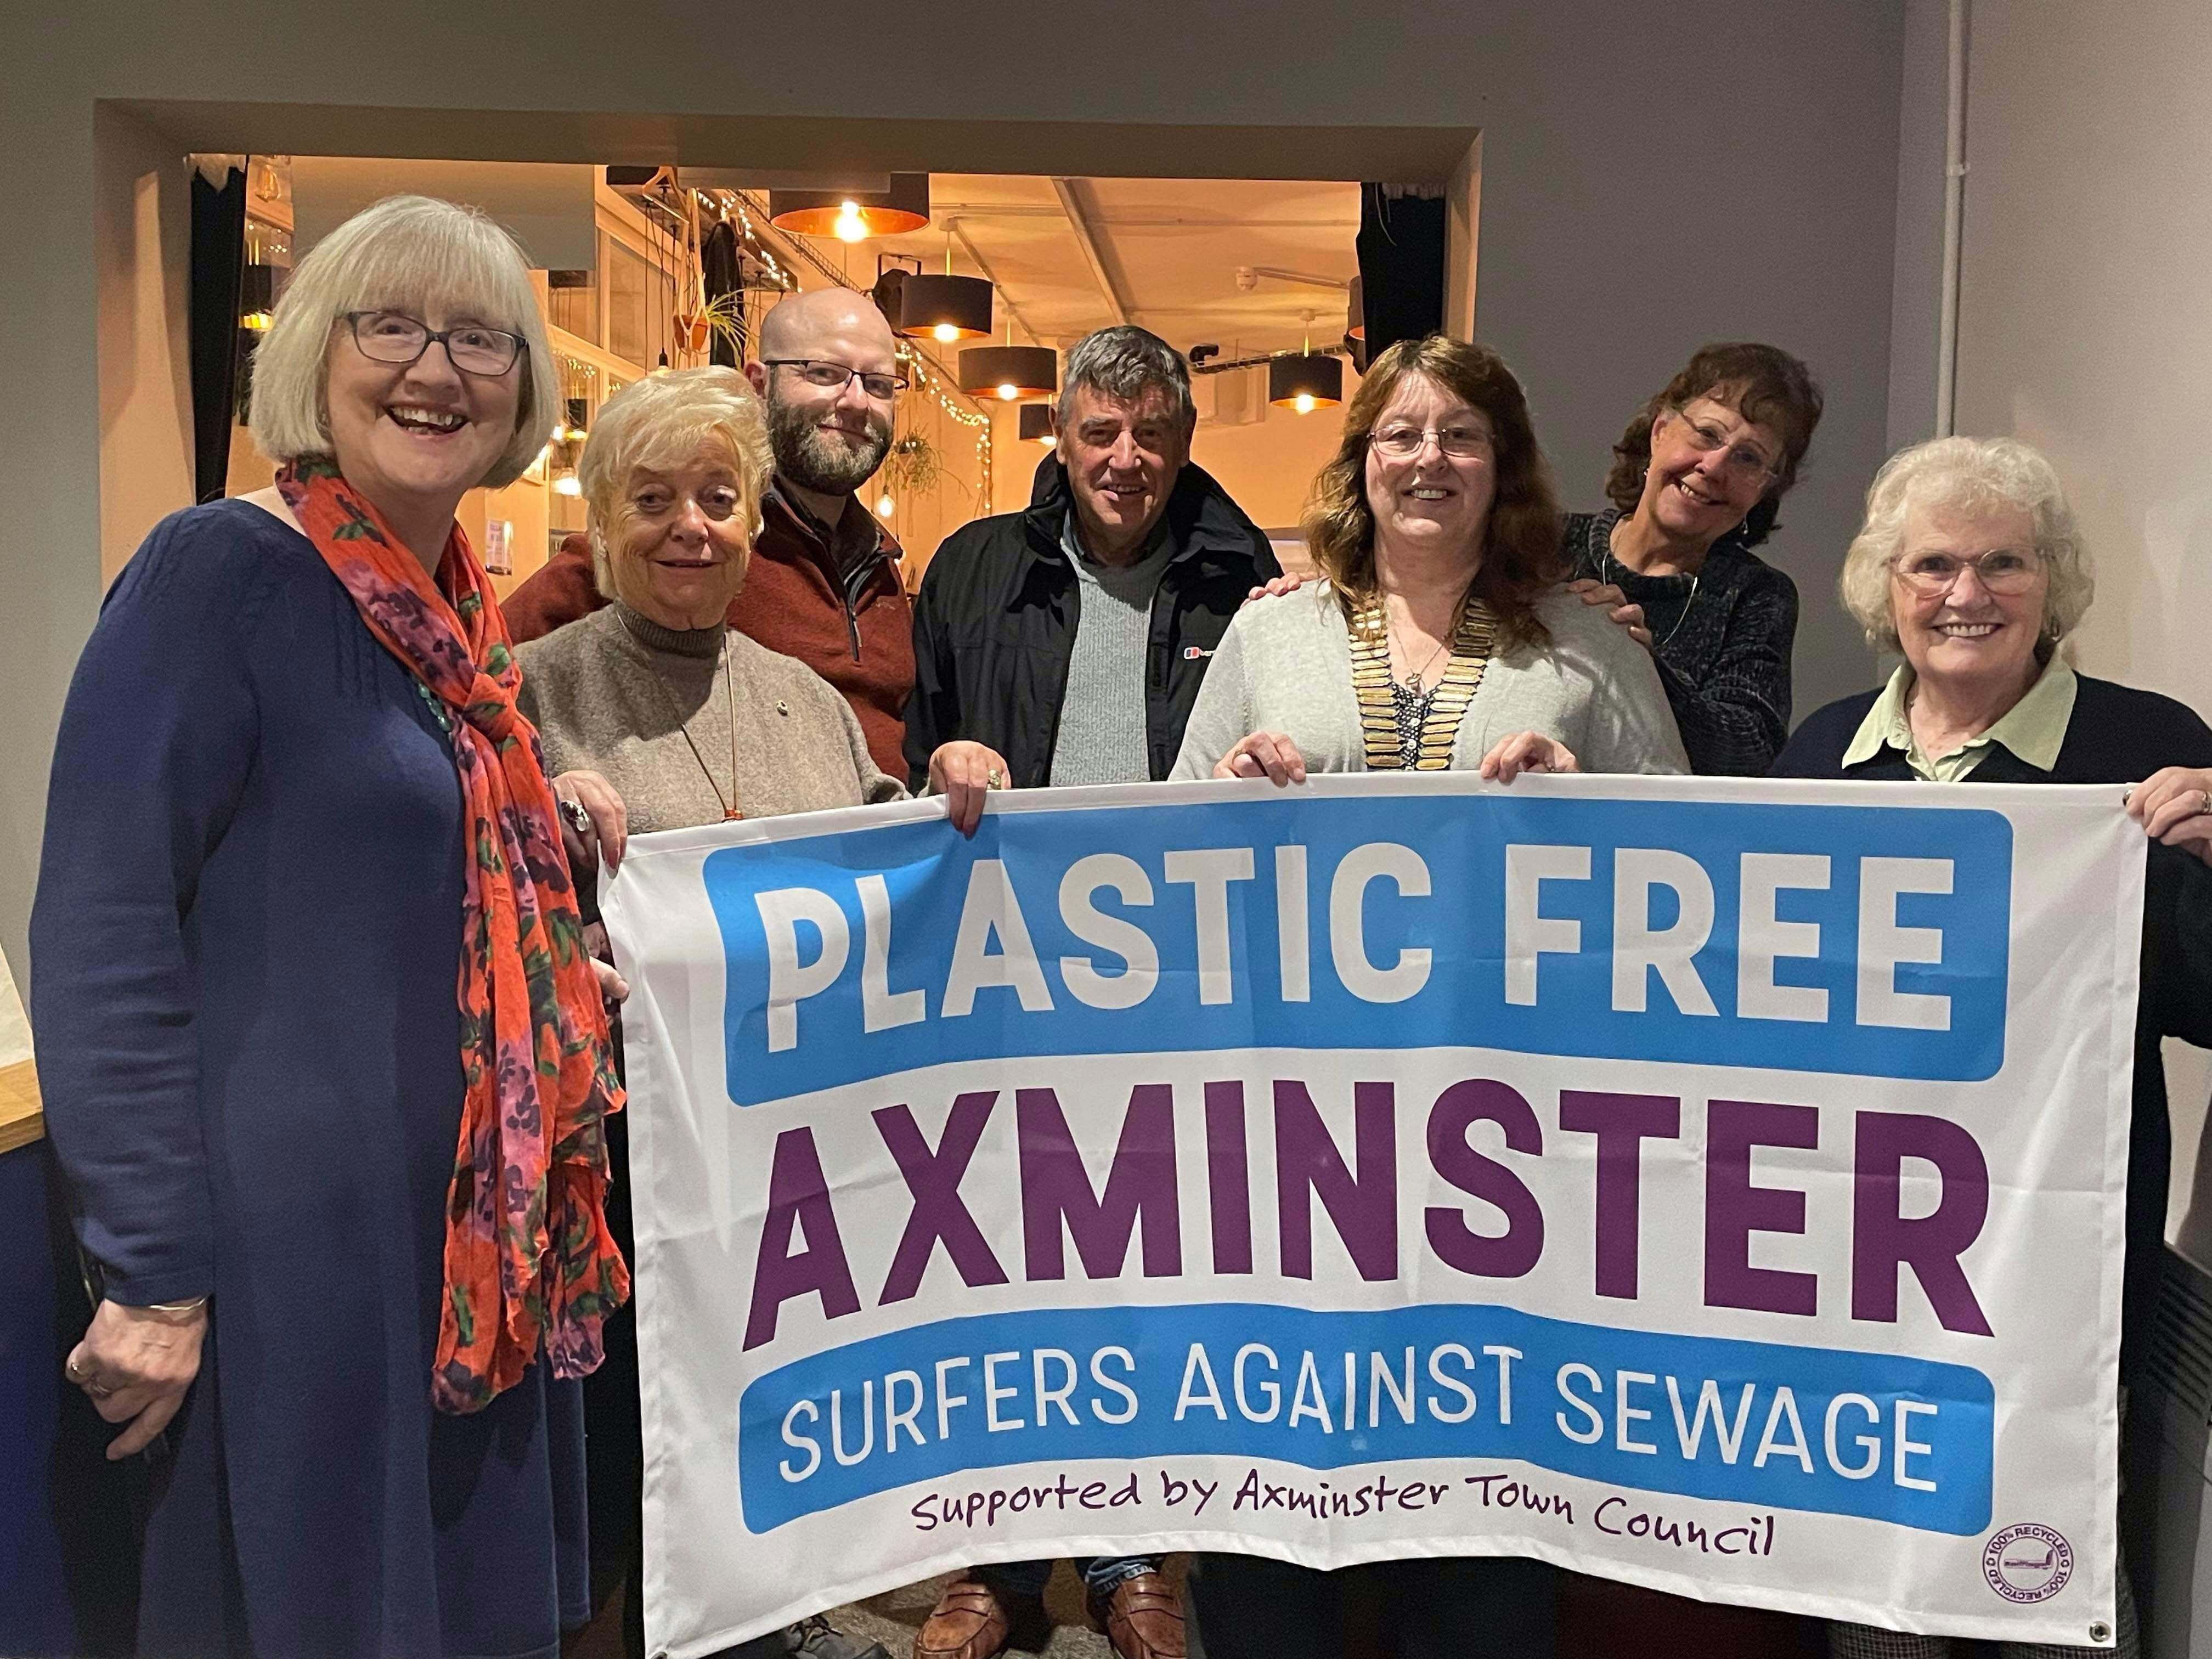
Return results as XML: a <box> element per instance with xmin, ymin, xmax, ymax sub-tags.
<box><xmin>882</xmin><ymin>431</ymin><xmax>941</xmax><ymax>498</ymax></box>
<box><xmin>694</xmin><ymin>289</ymin><xmax>749</xmax><ymax>357</ymax></box>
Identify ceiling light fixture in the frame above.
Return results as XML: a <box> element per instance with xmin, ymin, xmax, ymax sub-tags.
<box><xmin>1347</xmin><ymin>274</ymin><xmax>1366</xmax><ymax>342</ymax></box>
<box><xmin>1019</xmin><ymin>405</ymin><xmax>1056</xmax><ymax>445</ymax></box>
<box><xmin>898</xmin><ymin>241</ymin><xmax>994</xmax><ymax>343</ymax></box>
<box><xmin>1268</xmin><ymin>350</ymin><xmax>1343</xmax><ymax>412</ymax></box>
<box><xmin>769</xmin><ymin>173</ymin><xmax>931</xmax><ymax>239</ymax></box>
<box><xmin>958</xmin><ymin>343</ymin><xmax>1057</xmax><ymax>402</ymax></box>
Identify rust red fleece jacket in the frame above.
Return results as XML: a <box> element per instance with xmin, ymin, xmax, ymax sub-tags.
<box><xmin>503</xmin><ymin>487</ymin><xmax>914</xmax><ymax>778</ymax></box>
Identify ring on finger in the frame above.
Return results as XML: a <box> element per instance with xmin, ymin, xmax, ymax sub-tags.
<box><xmin>2199</xmin><ymin>788</ymin><xmax>2211</xmax><ymax>817</ymax></box>
<box><xmin>985</xmin><ymin>768</ymin><xmax>1005</xmax><ymax>791</ymax></box>
<box><xmin>559</xmin><ymin>798</ymin><xmax>592</xmax><ymax>836</ymax></box>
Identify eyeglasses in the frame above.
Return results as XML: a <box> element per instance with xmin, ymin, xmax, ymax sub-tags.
<box><xmin>1369</xmin><ymin>423</ymin><xmax>1493</xmax><ymax>460</ymax></box>
<box><xmin>762</xmin><ymin>359</ymin><xmax>910</xmax><ymax>401</ymax></box>
<box><xmin>344</xmin><ymin>311</ymin><xmax>525</xmax><ymax>376</ymax></box>
<box><xmin>1892</xmin><ymin>546</ymin><xmax>2044</xmax><ymax>596</ymax></box>
<box><xmin>1667</xmin><ymin>408</ymin><xmax>1778</xmax><ymax>488</ymax></box>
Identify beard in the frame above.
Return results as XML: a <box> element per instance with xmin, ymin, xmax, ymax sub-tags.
<box><xmin>768</xmin><ymin>393</ymin><xmax>893</xmax><ymax>496</ymax></box>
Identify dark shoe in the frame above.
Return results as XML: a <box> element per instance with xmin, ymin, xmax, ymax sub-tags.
<box><xmin>783</xmin><ymin>1614</ymin><xmax>891</xmax><ymax>1659</ymax></box>
<box><xmin>916</xmin><ymin>1579</ymin><xmax>1014</xmax><ymax>1659</ymax></box>
<box><xmin>1093</xmin><ymin>1572</ymin><xmax>1186</xmax><ymax>1659</ymax></box>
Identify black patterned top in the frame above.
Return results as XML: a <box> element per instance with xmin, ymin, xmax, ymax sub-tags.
<box><xmin>1561</xmin><ymin>509</ymin><xmax>1800</xmax><ymax>776</ymax></box>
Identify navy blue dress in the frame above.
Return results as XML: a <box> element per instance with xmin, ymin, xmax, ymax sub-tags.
<box><xmin>31</xmin><ymin>501</ymin><xmax>589</xmax><ymax>1659</ymax></box>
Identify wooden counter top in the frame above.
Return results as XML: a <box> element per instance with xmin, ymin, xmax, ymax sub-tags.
<box><xmin>0</xmin><ymin>1057</ymin><xmax>42</xmax><ymax>1154</ymax></box>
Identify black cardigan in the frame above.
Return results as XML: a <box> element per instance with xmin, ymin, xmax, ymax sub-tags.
<box><xmin>1563</xmin><ymin>509</ymin><xmax>1799</xmax><ymax>777</ymax></box>
<box><xmin>1775</xmin><ymin>673</ymin><xmax>2212</xmax><ymax>1379</ymax></box>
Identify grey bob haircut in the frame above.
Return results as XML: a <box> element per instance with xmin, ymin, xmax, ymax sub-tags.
<box><xmin>247</xmin><ymin>194</ymin><xmax>559</xmax><ymax>490</ymax></box>
<box><xmin>1056</xmin><ymin>325</ymin><xmax>1195</xmax><ymax>427</ymax></box>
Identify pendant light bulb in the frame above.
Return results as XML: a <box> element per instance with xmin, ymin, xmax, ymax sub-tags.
<box><xmin>933</xmin><ymin>323</ymin><xmax>960</xmax><ymax>343</ymax></box>
<box><xmin>997</xmin><ymin>383</ymin><xmax>1019</xmax><ymax>400</ymax></box>
<box><xmin>1294</xmin><ymin>392</ymin><xmax>1316</xmax><ymax>414</ymax></box>
<box><xmin>876</xmin><ymin>491</ymin><xmax>895</xmax><ymax>518</ymax></box>
<box><xmin>833</xmin><ymin>201</ymin><xmax>868</xmax><ymax>242</ymax></box>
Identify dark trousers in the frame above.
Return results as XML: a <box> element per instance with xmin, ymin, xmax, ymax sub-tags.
<box><xmin>1192</xmin><ymin>1553</ymin><xmax>1558</xmax><ymax>1659</ymax></box>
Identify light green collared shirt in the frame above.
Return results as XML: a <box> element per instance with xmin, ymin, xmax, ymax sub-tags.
<box><xmin>1842</xmin><ymin>658</ymin><xmax>2078</xmax><ymax>780</ymax></box>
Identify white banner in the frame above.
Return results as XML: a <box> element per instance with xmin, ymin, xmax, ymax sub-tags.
<box><xmin>602</xmin><ymin>774</ymin><xmax>2143</xmax><ymax>1655</ymax></box>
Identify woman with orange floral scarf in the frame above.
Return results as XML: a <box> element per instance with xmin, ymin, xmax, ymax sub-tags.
<box><xmin>30</xmin><ymin>195</ymin><xmax>626</xmax><ymax>1659</ymax></box>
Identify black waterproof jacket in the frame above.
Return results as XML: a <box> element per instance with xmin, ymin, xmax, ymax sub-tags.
<box><xmin>902</xmin><ymin>460</ymin><xmax>1281</xmax><ymax>787</ymax></box>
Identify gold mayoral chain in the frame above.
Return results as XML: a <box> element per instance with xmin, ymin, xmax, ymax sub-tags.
<box><xmin>1350</xmin><ymin>591</ymin><xmax>1498</xmax><ymax>771</ymax></box>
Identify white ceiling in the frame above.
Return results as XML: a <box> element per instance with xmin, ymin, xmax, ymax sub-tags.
<box><xmin>857</xmin><ymin>173</ymin><xmax>1361</xmax><ymax>358</ymax></box>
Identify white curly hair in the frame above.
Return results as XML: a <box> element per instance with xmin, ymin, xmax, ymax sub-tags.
<box><xmin>1838</xmin><ymin>436</ymin><xmax>2094</xmax><ymax>657</ymax></box>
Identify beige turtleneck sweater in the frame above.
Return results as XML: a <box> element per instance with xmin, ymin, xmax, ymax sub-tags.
<box><xmin>515</xmin><ymin>601</ymin><xmax>905</xmax><ymax>834</ymax></box>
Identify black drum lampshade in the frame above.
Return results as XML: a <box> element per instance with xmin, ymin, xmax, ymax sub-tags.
<box><xmin>1268</xmin><ymin>351</ymin><xmax>1345</xmax><ymax>412</ymax></box>
<box><xmin>960</xmin><ymin>344</ymin><xmax>1057</xmax><ymax>400</ymax></box>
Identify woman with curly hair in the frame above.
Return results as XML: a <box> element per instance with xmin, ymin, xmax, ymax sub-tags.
<box><xmin>1173</xmin><ymin>334</ymin><xmax>1686</xmax><ymax>791</ymax></box>
<box><xmin>1779</xmin><ymin>436</ymin><xmax>2212</xmax><ymax>1658</ymax></box>
<box><xmin>1561</xmin><ymin>341</ymin><xmax>1823</xmax><ymax>776</ymax></box>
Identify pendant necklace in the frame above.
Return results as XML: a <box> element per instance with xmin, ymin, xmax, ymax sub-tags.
<box><xmin>1606</xmin><ymin>519</ymin><xmax>1701</xmax><ymax>651</ymax></box>
<box><xmin>670</xmin><ymin>632</ymin><xmax>746</xmax><ymax>822</ymax></box>
<box><xmin>620</xmin><ymin>608</ymin><xmax>744</xmax><ymax>821</ymax></box>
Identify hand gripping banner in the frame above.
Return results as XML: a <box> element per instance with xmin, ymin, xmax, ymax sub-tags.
<box><xmin>601</xmin><ymin>774</ymin><xmax>2145</xmax><ymax>1655</ymax></box>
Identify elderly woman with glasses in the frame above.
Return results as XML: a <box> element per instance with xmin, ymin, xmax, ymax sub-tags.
<box><xmin>1774</xmin><ymin>436</ymin><xmax>2212</xmax><ymax>1659</ymax></box>
<box><xmin>1562</xmin><ymin>342</ymin><xmax>1824</xmax><ymax>775</ymax></box>
<box><xmin>1170</xmin><ymin>335</ymin><xmax>1684</xmax><ymax>1659</ymax></box>
<box><xmin>515</xmin><ymin>366</ymin><xmax>1003</xmax><ymax>843</ymax></box>
<box><xmin>512</xmin><ymin>365</ymin><xmax>1001</xmax><ymax>1659</ymax></box>
<box><xmin>31</xmin><ymin>195</ymin><xmax>628</xmax><ymax>1659</ymax></box>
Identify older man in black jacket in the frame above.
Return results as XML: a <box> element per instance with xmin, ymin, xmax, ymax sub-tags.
<box><xmin>904</xmin><ymin>332</ymin><xmax>1273</xmax><ymax>1657</ymax></box>
<box><xmin>904</xmin><ymin>326</ymin><xmax>1280</xmax><ymax>802</ymax></box>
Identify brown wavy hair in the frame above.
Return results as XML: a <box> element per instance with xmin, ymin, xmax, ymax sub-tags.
<box><xmin>1603</xmin><ymin>342</ymin><xmax>1822</xmax><ymax>549</ymax></box>
<box><xmin>1304</xmin><ymin>335</ymin><xmax>1561</xmax><ymax>650</ymax></box>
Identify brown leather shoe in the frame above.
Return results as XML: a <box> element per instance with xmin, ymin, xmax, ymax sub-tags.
<box><xmin>915</xmin><ymin>1578</ymin><xmax>1012</xmax><ymax>1659</ymax></box>
<box><xmin>1093</xmin><ymin>1571</ymin><xmax>1186</xmax><ymax>1659</ymax></box>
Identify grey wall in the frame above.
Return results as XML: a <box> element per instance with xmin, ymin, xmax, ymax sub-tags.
<box><xmin>1923</xmin><ymin>0</ymin><xmax>2212</xmax><ymax>1249</ymax></box>
<box><xmin>1886</xmin><ymin>0</ymin><xmax>1951</xmax><ymax>454</ymax></box>
<box><xmin>0</xmin><ymin>0</ymin><xmax>1908</xmax><ymax>987</ymax></box>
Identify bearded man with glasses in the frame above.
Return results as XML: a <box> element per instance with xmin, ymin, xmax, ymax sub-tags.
<box><xmin>506</xmin><ymin>287</ymin><xmax>916</xmax><ymax>779</ymax></box>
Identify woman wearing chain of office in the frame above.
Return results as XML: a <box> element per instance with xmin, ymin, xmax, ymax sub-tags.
<box><xmin>1561</xmin><ymin>342</ymin><xmax>1824</xmax><ymax>776</ymax></box>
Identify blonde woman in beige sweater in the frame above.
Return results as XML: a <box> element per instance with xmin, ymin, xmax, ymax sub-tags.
<box><xmin>514</xmin><ymin>366</ymin><xmax>1001</xmax><ymax>1659</ymax></box>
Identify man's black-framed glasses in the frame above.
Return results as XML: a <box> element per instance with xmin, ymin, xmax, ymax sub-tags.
<box><xmin>345</xmin><ymin>311</ymin><xmax>526</xmax><ymax>376</ymax></box>
<box><xmin>763</xmin><ymin>358</ymin><xmax>909</xmax><ymax>400</ymax></box>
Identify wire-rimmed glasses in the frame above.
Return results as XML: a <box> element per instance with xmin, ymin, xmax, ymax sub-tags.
<box><xmin>1667</xmin><ymin>408</ymin><xmax>1779</xmax><ymax>489</ymax></box>
<box><xmin>1892</xmin><ymin>546</ymin><xmax>2044</xmax><ymax>596</ymax></box>
<box><xmin>1370</xmin><ymin>422</ymin><xmax>1494</xmax><ymax>460</ymax></box>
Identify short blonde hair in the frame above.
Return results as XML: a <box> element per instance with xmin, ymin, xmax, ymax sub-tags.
<box><xmin>1839</xmin><ymin>436</ymin><xmax>2094</xmax><ymax>655</ymax></box>
<box><xmin>578</xmin><ymin>367</ymin><xmax>774</xmax><ymax>595</ymax></box>
<box><xmin>247</xmin><ymin>194</ymin><xmax>558</xmax><ymax>489</ymax></box>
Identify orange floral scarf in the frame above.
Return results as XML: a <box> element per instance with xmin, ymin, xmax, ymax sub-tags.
<box><xmin>278</xmin><ymin>458</ymin><xmax>629</xmax><ymax>1413</ymax></box>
